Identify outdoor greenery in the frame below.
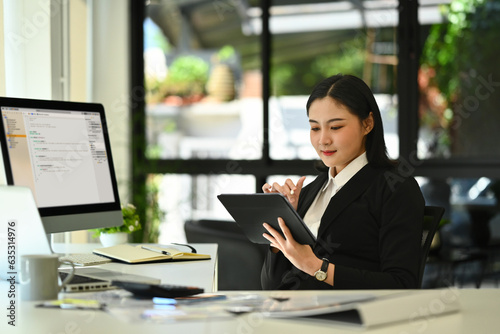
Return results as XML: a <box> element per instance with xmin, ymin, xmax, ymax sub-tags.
<box><xmin>130</xmin><ymin>175</ymin><xmax>165</xmax><ymax>243</ymax></box>
<box><xmin>422</xmin><ymin>0</ymin><xmax>500</xmax><ymax>103</ymax></box>
<box><xmin>421</xmin><ymin>0</ymin><xmax>500</xmax><ymax>157</ymax></box>
<box><xmin>145</xmin><ymin>55</ymin><xmax>209</xmax><ymax>104</ymax></box>
<box><xmin>143</xmin><ymin>175</ymin><xmax>165</xmax><ymax>243</ymax></box>
<box><xmin>165</xmin><ymin>55</ymin><xmax>209</xmax><ymax>96</ymax></box>
<box><xmin>271</xmin><ymin>36</ymin><xmax>365</xmax><ymax>96</ymax></box>
<box><xmin>91</xmin><ymin>204</ymin><xmax>141</xmax><ymax>238</ymax></box>
<box><xmin>214</xmin><ymin>45</ymin><xmax>236</xmax><ymax>63</ymax></box>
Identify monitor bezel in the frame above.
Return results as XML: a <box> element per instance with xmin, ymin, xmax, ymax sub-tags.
<box><xmin>0</xmin><ymin>96</ymin><xmax>122</xmax><ymax>233</ymax></box>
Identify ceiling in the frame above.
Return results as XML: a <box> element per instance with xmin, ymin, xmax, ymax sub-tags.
<box><xmin>145</xmin><ymin>0</ymin><xmax>451</xmax><ymax>69</ymax></box>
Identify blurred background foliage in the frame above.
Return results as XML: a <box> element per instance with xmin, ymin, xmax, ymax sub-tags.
<box><xmin>422</xmin><ymin>0</ymin><xmax>500</xmax><ymax>103</ymax></box>
<box><xmin>421</xmin><ymin>0</ymin><xmax>500</xmax><ymax>157</ymax></box>
<box><xmin>271</xmin><ymin>36</ymin><xmax>365</xmax><ymax>96</ymax></box>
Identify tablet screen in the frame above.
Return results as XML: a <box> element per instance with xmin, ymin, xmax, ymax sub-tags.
<box><xmin>218</xmin><ymin>193</ymin><xmax>316</xmax><ymax>246</ymax></box>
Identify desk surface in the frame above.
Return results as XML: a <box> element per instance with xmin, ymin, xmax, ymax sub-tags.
<box><xmin>3</xmin><ymin>243</ymin><xmax>500</xmax><ymax>333</ymax></box>
<box><xmin>3</xmin><ymin>289</ymin><xmax>500</xmax><ymax>333</ymax></box>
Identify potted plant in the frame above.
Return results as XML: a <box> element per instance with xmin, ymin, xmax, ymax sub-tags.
<box><xmin>91</xmin><ymin>204</ymin><xmax>142</xmax><ymax>247</ymax></box>
<box><xmin>162</xmin><ymin>55</ymin><xmax>209</xmax><ymax>105</ymax></box>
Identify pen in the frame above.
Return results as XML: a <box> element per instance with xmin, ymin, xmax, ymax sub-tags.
<box><xmin>171</xmin><ymin>242</ymin><xmax>197</xmax><ymax>254</ymax></box>
<box><xmin>141</xmin><ymin>246</ymin><xmax>170</xmax><ymax>255</ymax></box>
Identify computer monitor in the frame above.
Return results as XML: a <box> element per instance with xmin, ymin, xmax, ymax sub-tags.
<box><xmin>0</xmin><ymin>97</ymin><xmax>123</xmax><ymax>234</ymax></box>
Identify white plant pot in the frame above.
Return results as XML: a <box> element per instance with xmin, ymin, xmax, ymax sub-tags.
<box><xmin>99</xmin><ymin>232</ymin><xmax>128</xmax><ymax>247</ymax></box>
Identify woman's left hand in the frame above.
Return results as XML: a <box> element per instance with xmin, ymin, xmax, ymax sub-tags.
<box><xmin>263</xmin><ymin>218</ymin><xmax>321</xmax><ymax>276</ymax></box>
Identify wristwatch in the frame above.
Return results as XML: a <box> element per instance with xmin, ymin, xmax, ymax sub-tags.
<box><xmin>314</xmin><ymin>258</ymin><xmax>329</xmax><ymax>281</ymax></box>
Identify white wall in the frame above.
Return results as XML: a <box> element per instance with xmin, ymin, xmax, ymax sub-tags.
<box><xmin>0</xmin><ymin>0</ymin><xmax>5</xmax><ymax>97</ymax></box>
<box><xmin>3</xmin><ymin>0</ymin><xmax>53</xmax><ymax>99</ymax></box>
<box><xmin>0</xmin><ymin>0</ymin><xmax>5</xmax><ymax>185</ymax></box>
<box><xmin>69</xmin><ymin>0</ymin><xmax>87</xmax><ymax>103</ymax></box>
<box><xmin>88</xmin><ymin>0</ymin><xmax>130</xmax><ymax>203</ymax></box>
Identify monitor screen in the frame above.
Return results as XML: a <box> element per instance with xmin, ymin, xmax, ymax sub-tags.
<box><xmin>0</xmin><ymin>97</ymin><xmax>122</xmax><ymax>233</ymax></box>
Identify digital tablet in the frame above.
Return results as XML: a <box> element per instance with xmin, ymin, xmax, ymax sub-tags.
<box><xmin>217</xmin><ymin>193</ymin><xmax>316</xmax><ymax>246</ymax></box>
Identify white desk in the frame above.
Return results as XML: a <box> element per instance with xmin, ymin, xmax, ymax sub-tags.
<box><xmin>52</xmin><ymin>243</ymin><xmax>219</xmax><ymax>293</ymax></box>
<box><xmin>2</xmin><ymin>242</ymin><xmax>218</xmax><ymax>333</ymax></box>
<box><xmin>3</xmin><ymin>289</ymin><xmax>500</xmax><ymax>333</ymax></box>
<box><xmin>3</xmin><ymin>243</ymin><xmax>500</xmax><ymax>333</ymax></box>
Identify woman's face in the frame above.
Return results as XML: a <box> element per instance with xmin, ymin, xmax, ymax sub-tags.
<box><xmin>309</xmin><ymin>97</ymin><xmax>373</xmax><ymax>175</ymax></box>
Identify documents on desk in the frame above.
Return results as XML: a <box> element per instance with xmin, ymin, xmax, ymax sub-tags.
<box><xmin>93</xmin><ymin>244</ymin><xmax>211</xmax><ymax>264</ymax></box>
<box><xmin>260</xmin><ymin>290</ymin><xmax>461</xmax><ymax>328</ymax></box>
<box><xmin>101</xmin><ymin>289</ymin><xmax>460</xmax><ymax>328</ymax></box>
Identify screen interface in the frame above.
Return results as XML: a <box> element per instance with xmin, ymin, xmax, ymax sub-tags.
<box><xmin>1</xmin><ymin>106</ymin><xmax>115</xmax><ymax>208</ymax></box>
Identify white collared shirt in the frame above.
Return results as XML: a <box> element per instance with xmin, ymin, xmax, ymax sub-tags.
<box><xmin>303</xmin><ymin>152</ymin><xmax>368</xmax><ymax>238</ymax></box>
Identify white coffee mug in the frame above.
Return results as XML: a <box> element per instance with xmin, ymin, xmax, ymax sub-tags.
<box><xmin>20</xmin><ymin>254</ymin><xmax>75</xmax><ymax>301</ymax></box>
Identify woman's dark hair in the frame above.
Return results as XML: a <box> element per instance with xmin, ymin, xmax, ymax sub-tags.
<box><xmin>306</xmin><ymin>74</ymin><xmax>395</xmax><ymax>169</ymax></box>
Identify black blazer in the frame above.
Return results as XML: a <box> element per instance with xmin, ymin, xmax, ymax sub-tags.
<box><xmin>261</xmin><ymin>164</ymin><xmax>424</xmax><ymax>290</ymax></box>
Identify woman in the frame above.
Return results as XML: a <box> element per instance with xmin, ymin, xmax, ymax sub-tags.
<box><xmin>261</xmin><ymin>74</ymin><xmax>424</xmax><ymax>290</ymax></box>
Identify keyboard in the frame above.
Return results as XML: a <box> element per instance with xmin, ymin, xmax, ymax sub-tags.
<box><xmin>60</xmin><ymin>253</ymin><xmax>112</xmax><ymax>266</ymax></box>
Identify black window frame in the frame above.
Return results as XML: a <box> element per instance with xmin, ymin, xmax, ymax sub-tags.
<box><xmin>129</xmin><ymin>0</ymin><xmax>500</xmax><ymax>229</ymax></box>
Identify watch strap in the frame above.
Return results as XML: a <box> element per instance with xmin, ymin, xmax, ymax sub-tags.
<box><xmin>320</xmin><ymin>258</ymin><xmax>329</xmax><ymax>272</ymax></box>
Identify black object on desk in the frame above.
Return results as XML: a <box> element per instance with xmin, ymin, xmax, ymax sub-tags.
<box><xmin>217</xmin><ymin>193</ymin><xmax>316</xmax><ymax>246</ymax></box>
<box><xmin>112</xmin><ymin>281</ymin><xmax>204</xmax><ymax>298</ymax></box>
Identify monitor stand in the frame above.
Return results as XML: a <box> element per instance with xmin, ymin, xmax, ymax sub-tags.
<box><xmin>47</xmin><ymin>232</ymin><xmax>74</xmax><ymax>255</ymax></box>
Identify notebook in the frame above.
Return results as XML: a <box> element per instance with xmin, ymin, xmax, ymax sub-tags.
<box><xmin>93</xmin><ymin>244</ymin><xmax>211</xmax><ymax>264</ymax></box>
<box><xmin>0</xmin><ymin>186</ymin><xmax>160</xmax><ymax>291</ymax></box>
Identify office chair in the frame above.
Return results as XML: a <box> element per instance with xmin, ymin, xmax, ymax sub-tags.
<box><xmin>184</xmin><ymin>219</ymin><xmax>268</xmax><ymax>290</ymax></box>
<box><xmin>422</xmin><ymin>209</ymin><xmax>490</xmax><ymax>289</ymax></box>
<box><xmin>419</xmin><ymin>205</ymin><xmax>445</xmax><ymax>288</ymax></box>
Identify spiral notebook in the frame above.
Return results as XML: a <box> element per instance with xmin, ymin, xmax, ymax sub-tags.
<box><xmin>93</xmin><ymin>244</ymin><xmax>211</xmax><ymax>264</ymax></box>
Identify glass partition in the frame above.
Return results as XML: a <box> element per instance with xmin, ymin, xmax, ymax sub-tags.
<box><xmin>269</xmin><ymin>0</ymin><xmax>400</xmax><ymax>160</ymax></box>
<box><xmin>152</xmin><ymin>173</ymin><xmax>256</xmax><ymax>244</ymax></box>
<box><xmin>144</xmin><ymin>1</ymin><xmax>262</xmax><ymax>160</ymax></box>
<box><xmin>418</xmin><ymin>0</ymin><xmax>500</xmax><ymax>159</ymax></box>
